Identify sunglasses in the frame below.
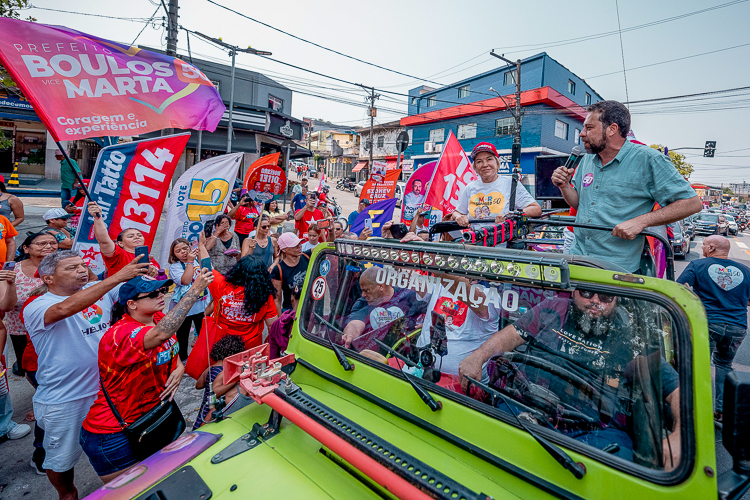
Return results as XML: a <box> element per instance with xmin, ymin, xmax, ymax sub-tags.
<box><xmin>260</xmin><ymin>225</ymin><xmax>270</xmax><ymax>229</ymax></box>
<box><xmin>577</xmin><ymin>290</ymin><xmax>615</xmax><ymax>303</ymax></box>
<box><xmin>132</xmin><ymin>286</ymin><xmax>169</xmax><ymax>301</ymax></box>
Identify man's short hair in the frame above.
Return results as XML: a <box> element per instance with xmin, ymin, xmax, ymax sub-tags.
<box><xmin>587</xmin><ymin>100</ymin><xmax>630</xmax><ymax>139</ymax></box>
<box><xmin>38</xmin><ymin>250</ymin><xmax>80</xmax><ymax>277</ymax></box>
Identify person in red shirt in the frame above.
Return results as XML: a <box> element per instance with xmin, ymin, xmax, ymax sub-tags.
<box><xmin>227</xmin><ymin>195</ymin><xmax>259</xmax><ymax>246</ymax></box>
<box><xmin>199</xmin><ymin>234</ymin><xmax>278</xmax><ymax>349</ymax></box>
<box><xmin>80</xmin><ymin>270</ymin><xmax>213</xmax><ymax>482</ymax></box>
<box><xmin>294</xmin><ymin>192</ymin><xmax>325</xmax><ymax>239</ymax></box>
<box><xmin>87</xmin><ymin>201</ymin><xmax>160</xmax><ymax>277</ymax></box>
<box><xmin>0</xmin><ymin>214</ymin><xmax>18</xmax><ymax>265</ymax></box>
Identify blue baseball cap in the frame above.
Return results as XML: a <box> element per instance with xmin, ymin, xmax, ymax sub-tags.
<box><xmin>118</xmin><ymin>276</ymin><xmax>173</xmax><ymax>305</ymax></box>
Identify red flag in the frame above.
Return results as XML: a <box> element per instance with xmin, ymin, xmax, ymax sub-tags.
<box><xmin>424</xmin><ymin>131</ymin><xmax>477</xmax><ymax>220</ymax></box>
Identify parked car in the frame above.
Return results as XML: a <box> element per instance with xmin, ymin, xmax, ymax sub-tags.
<box><xmin>394</xmin><ymin>181</ymin><xmax>406</xmax><ymax>208</ymax></box>
<box><xmin>725</xmin><ymin>214</ymin><xmax>738</xmax><ymax>235</ymax></box>
<box><xmin>668</xmin><ymin>221</ymin><xmax>690</xmax><ymax>259</ymax></box>
<box><xmin>354</xmin><ymin>180</ymin><xmax>366</xmax><ymax>197</ymax></box>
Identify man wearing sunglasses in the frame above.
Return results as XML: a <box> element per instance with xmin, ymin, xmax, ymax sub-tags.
<box><xmin>460</xmin><ymin>288</ymin><xmax>681</xmax><ymax>470</ymax></box>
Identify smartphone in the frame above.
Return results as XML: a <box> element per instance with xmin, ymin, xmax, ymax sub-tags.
<box><xmin>2</xmin><ymin>261</ymin><xmax>16</xmax><ymax>271</ymax></box>
<box><xmin>190</xmin><ymin>240</ymin><xmax>199</xmax><ymax>252</ymax></box>
<box><xmin>430</xmin><ymin>311</ymin><xmax>448</xmax><ymax>357</ymax></box>
<box><xmin>317</xmin><ymin>218</ymin><xmax>331</xmax><ymax>230</ymax></box>
<box><xmin>224</xmin><ymin>249</ymin><xmax>240</xmax><ymax>257</ymax></box>
<box><xmin>200</xmin><ymin>257</ymin><xmax>212</xmax><ymax>271</ymax></box>
<box><xmin>390</xmin><ymin>223</ymin><xmax>409</xmax><ymax>239</ymax></box>
<box><xmin>134</xmin><ymin>245</ymin><xmax>149</xmax><ymax>264</ymax></box>
<box><xmin>364</xmin><ymin>218</ymin><xmax>373</xmax><ymax>231</ymax></box>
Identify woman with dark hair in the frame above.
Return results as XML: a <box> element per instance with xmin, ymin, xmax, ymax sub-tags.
<box><xmin>0</xmin><ymin>233</ymin><xmax>58</xmax><ymax>384</ymax></box>
<box><xmin>240</xmin><ymin>215</ymin><xmax>278</xmax><ymax>270</ymax></box>
<box><xmin>167</xmin><ymin>238</ymin><xmax>209</xmax><ymax>362</ymax></box>
<box><xmin>80</xmin><ymin>269</ymin><xmax>213</xmax><ymax>482</ymax></box>
<box><xmin>193</xmin><ymin>334</ymin><xmax>246</xmax><ymax>429</ymax></box>
<box><xmin>88</xmin><ymin>201</ymin><xmax>160</xmax><ymax>276</ymax></box>
<box><xmin>204</xmin><ymin>214</ymin><xmax>241</xmax><ymax>275</ymax></box>
<box><xmin>263</xmin><ymin>199</ymin><xmax>289</xmax><ymax>233</ymax></box>
<box><xmin>199</xmin><ymin>234</ymin><xmax>278</xmax><ymax>349</ymax></box>
<box><xmin>0</xmin><ymin>175</ymin><xmax>24</xmax><ymax>227</ymax></box>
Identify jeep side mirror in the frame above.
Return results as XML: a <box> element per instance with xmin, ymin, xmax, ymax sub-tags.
<box><xmin>717</xmin><ymin>371</ymin><xmax>750</xmax><ymax>499</ymax></box>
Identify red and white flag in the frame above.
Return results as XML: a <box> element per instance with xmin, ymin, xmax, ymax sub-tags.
<box><xmin>423</xmin><ymin>131</ymin><xmax>477</xmax><ymax>227</ymax></box>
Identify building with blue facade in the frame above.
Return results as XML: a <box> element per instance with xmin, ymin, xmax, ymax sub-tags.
<box><xmin>401</xmin><ymin>53</ymin><xmax>604</xmax><ymax>193</ymax></box>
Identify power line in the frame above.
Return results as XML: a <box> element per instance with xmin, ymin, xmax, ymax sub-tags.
<box><xmin>132</xmin><ymin>5</ymin><xmax>163</xmax><ymax>45</ymax></box>
<box><xmin>614</xmin><ymin>0</ymin><xmax>630</xmax><ymax>107</ymax></box>
<box><xmin>28</xmin><ymin>5</ymin><xmax>157</xmax><ymax>22</ymax></box>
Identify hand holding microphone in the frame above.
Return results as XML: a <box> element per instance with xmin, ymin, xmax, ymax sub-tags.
<box><xmin>552</xmin><ymin>146</ymin><xmax>583</xmax><ymax>188</ymax></box>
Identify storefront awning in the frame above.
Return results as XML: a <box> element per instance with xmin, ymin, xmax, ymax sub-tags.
<box><xmin>386</xmin><ymin>160</ymin><xmax>398</xmax><ymax>170</ymax></box>
<box><xmin>352</xmin><ymin>161</ymin><xmax>367</xmax><ymax>172</ymax></box>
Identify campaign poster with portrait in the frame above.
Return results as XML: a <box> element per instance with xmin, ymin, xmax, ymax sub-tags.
<box><xmin>401</xmin><ymin>161</ymin><xmax>436</xmax><ymax>225</ymax></box>
<box><xmin>371</xmin><ymin>160</ymin><xmax>387</xmax><ymax>183</ymax></box>
<box><xmin>243</xmin><ymin>152</ymin><xmax>287</xmax><ymax>204</ymax></box>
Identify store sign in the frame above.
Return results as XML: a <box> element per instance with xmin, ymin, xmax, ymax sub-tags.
<box><xmin>268</xmin><ymin>115</ymin><xmax>301</xmax><ymax>140</ymax></box>
<box><xmin>0</xmin><ymin>95</ymin><xmax>33</xmax><ymax>110</ymax></box>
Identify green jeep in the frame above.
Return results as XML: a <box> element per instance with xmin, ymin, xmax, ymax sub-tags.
<box><xmin>84</xmin><ymin>237</ymin><xmax>750</xmax><ymax>500</ymax></box>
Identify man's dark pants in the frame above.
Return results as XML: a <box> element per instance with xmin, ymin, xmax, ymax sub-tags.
<box><xmin>709</xmin><ymin>322</ymin><xmax>747</xmax><ymax>412</ymax></box>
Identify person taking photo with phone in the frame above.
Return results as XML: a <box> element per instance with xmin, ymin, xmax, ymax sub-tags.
<box><xmin>203</xmin><ymin>215</ymin><xmax>241</xmax><ymax>276</ymax></box>
<box><xmin>241</xmin><ymin>215</ymin><xmax>278</xmax><ymax>270</ymax></box>
<box><xmin>87</xmin><ymin>202</ymin><xmax>160</xmax><ymax>277</ymax></box>
<box><xmin>167</xmin><ymin>238</ymin><xmax>210</xmax><ymax>362</ymax></box>
<box><xmin>227</xmin><ymin>195</ymin><xmax>259</xmax><ymax>246</ymax></box>
<box><xmin>294</xmin><ymin>191</ymin><xmax>324</xmax><ymax>239</ymax></box>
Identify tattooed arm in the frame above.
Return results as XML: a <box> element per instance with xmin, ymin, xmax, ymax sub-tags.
<box><xmin>143</xmin><ymin>268</ymin><xmax>214</xmax><ymax>350</ymax></box>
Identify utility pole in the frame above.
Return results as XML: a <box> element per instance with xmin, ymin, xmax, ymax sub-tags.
<box><xmin>194</xmin><ymin>32</ymin><xmax>271</xmax><ymax>153</ymax></box>
<box><xmin>166</xmin><ymin>0</ymin><xmax>179</xmax><ymax>56</ymax></box>
<box><xmin>359</xmin><ymin>85</ymin><xmax>379</xmax><ymax>174</ymax></box>
<box><xmin>490</xmin><ymin>51</ymin><xmax>522</xmax><ymax>210</ymax></box>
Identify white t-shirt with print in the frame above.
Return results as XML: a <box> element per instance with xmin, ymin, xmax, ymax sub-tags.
<box><xmin>24</xmin><ymin>283</ymin><xmax>120</xmax><ymax>405</ymax></box>
<box><xmin>417</xmin><ymin>282</ymin><xmax>500</xmax><ymax>378</ymax></box>
<box><xmin>456</xmin><ymin>175</ymin><xmax>536</xmax><ymax>225</ymax></box>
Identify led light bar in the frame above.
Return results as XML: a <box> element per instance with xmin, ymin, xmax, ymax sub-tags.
<box><xmin>333</xmin><ymin>239</ymin><xmax>569</xmax><ymax>288</ymax></box>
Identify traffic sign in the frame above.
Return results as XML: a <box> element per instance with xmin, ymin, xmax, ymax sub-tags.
<box><xmin>281</xmin><ymin>139</ymin><xmax>298</xmax><ymax>155</ymax></box>
<box><xmin>704</xmin><ymin>141</ymin><xmax>716</xmax><ymax>158</ymax></box>
<box><xmin>396</xmin><ymin>131</ymin><xmax>410</xmax><ymax>153</ymax></box>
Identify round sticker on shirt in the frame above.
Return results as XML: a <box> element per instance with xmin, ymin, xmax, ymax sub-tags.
<box><xmin>319</xmin><ymin>260</ymin><xmax>331</xmax><ymax>276</ymax></box>
<box><xmin>709</xmin><ymin>264</ymin><xmax>744</xmax><ymax>290</ymax></box>
<box><xmin>582</xmin><ymin>173</ymin><xmax>594</xmax><ymax>187</ymax></box>
<box><xmin>311</xmin><ymin>276</ymin><xmax>327</xmax><ymax>300</ymax></box>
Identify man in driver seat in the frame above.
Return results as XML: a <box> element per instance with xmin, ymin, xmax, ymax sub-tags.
<box><xmin>459</xmin><ymin>289</ymin><xmax>681</xmax><ymax>471</ymax></box>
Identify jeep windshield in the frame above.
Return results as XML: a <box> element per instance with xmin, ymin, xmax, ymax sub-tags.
<box><xmin>299</xmin><ymin>240</ymin><xmax>688</xmax><ymax>479</ymax></box>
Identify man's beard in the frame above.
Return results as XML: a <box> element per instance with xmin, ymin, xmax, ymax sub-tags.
<box><xmin>569</xmin><ymin>303</ymin><xmax>614</xmax><ymax>338</ymax></box>
<box><xmin>583</xmin><ymin>132</ymin><xmax>607</xmax><ymax>154</ymax></box>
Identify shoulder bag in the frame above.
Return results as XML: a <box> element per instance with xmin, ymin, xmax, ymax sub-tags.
<box><xmin>100</xmin><ymin>358</ymin><xmax>186</xmax><ymax>461</ymax></box>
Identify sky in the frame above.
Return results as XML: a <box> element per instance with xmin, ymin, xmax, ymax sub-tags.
<box><xmin>19</xmin><ymin>0</ymin><xmax>750</xmax><ymax>186</ymax></box>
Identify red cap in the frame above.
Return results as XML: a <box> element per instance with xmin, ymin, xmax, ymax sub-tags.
<box><xmin>0</xmin><ymin>175</ymin><xmax>5</xmax><ymax>183</ymax></box>
<box><xmin>471</xmin><ymin>142</ymin><xmax>499</xmax><ymax>160</ymax></box>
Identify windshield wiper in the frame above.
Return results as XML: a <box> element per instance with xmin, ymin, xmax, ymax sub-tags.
<box><xmin>373</xmin><ymin>339</ymin><xmax>442</xmax><ymax>412</ymax></box>
<box><xmin>465</xmin><ymin>376</ymin><xmax>586</xmax><ymax>480</ymax></box>
<box><xmin>314</xmin><ymin>312</ymin><xmax>354</xmax><ymax>371</ymax></box>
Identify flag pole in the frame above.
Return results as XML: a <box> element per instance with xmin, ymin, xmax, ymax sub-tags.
<box><xmin>53</xmin><ymin>139</ymin><xmax>93</xmax><ymax>202</ymax></box>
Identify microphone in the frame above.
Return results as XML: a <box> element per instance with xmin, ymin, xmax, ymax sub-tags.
<box><xmin>563</xmin><ymin>146</ymin><xmax>584</xmax><ymax>171</ymax></box>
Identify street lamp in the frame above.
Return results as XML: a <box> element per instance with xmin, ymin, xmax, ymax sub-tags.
<box><xmin>194</xmin><ymin>32</ymin><xmax>272</xmax><ymax>153</ymax></box>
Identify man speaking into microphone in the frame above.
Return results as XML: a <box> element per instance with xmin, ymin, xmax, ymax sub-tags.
<box><xmin>551</xmin><ymin>100</ymin><xmax>701</xmax><ymax>274</ymax></box>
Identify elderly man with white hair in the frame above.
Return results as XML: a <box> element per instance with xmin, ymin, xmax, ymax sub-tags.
<box><xmin>24</xmin><ymin>250</ymin><xmax>147</xmax><ymax>500</ymax></box>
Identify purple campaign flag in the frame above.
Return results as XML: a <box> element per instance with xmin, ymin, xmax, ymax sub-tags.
<box><xmin>350</xmin><ymin>198</ymin><xmax>398</xmax><ymax>236</ymax></box>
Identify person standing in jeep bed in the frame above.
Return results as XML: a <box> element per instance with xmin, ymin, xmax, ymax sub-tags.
<box><xmin>552</xmin><ymin>100</ymin><xmax>702</xmax><ymax>273</ymax></box>
<box><xmin>677</xmin><ymin>235</ymin><xmax>750</xmax><ymax>427</ymax></box>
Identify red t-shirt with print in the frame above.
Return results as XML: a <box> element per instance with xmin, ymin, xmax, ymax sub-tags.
<box><xmin>295</xmin><ymin>208</ymin><xmax>324</xmax><ymax>239</ymax></box>
<box><xmin>82</xmin><ymin>312</ymin><xmax>174</xmax><ymax>433</ymax></box>
<box><xmin>208</xmin><ymin>270</ymin><xmax>277</xmax><ymax>348</ymax></box>
<box><xmin>233</xmin><ymin>205</ymin><xmax>258</xmax><ymax>235</ymax></box>
<box><xmin>102</xmin><ymin>244</ymin><xmax>160</xmax><ymax>276</ymax></box>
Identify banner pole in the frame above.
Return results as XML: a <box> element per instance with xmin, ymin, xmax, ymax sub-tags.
<box><xmin>54</xmin><ymin>140</ymin><xmax>92</xmax><ymax>201</ymax></box>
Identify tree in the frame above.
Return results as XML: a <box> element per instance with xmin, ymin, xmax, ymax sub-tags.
<box><xmin>723</xmin><ymin>187</ymin><xmax>734</xmax><ymax>195</ymax></box>
<box><xmin>0</xmin><ymin>0</ymin><xmax>34</xmax><ymax>148</ymax></box>
<box><xmin>650</xmin><ymin>145</ymin><xmax>694</xmax><ymax>178</ymax></box>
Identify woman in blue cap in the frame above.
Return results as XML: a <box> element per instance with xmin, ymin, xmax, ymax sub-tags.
<box><xmin>79</xmin><ymin>268</ymin><xmax>213</xmax><ymax>482</ymax></box>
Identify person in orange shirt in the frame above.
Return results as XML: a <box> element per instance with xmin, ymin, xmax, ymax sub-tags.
<box><xmin>0</xmin><ymin>214</ymin><xmax>18</xmax><ymax>264</ymax></box>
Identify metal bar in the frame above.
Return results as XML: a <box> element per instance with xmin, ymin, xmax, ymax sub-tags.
<box><xmin>54</xmin><ymin>141</ymin><xmax>91</xmax><ymax>200</ymax></box>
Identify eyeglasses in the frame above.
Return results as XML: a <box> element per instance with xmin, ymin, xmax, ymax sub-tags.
<box><xmin>260</xmin><ymin>225</ymin><xmax>270</xmax><ymax>229</ymax></box>
<box><xmin>577</xmin><ymin>290</ymin><xmax>615</xmax><ymax>303</ymax></box>
<box><xmin>32</xmin><ymin>241</ymin><xmax>58</xmax><ymax>248</ymax></box>
<box><xmin>132</xmin><ymin>286</ymin><xmax>169</xmax><ymax>301</ymax></box>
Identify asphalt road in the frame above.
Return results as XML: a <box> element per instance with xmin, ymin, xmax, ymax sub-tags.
<box><xmin>1</xmin><ymin>189</ymin><xmax>749</xmax><ymax>498</ymax></box>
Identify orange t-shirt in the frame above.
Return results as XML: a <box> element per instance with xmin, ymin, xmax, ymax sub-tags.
<box><xmin>208</xmin><ymin>270</ymin><xmax>277</xmax><ymax>348</ymax></box>
<box><xmin>0</xmin><ymin>215</ymin><xmax>18</xmax><ymax>264</ymax></box>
